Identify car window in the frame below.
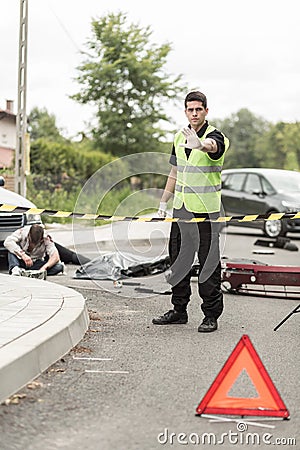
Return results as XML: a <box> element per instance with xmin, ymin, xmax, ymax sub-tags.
<box><xmin>261</xmin><ymin>177</ymin><xmax>276</xmax><ymax>195</ymax></box>
<box><xmin>223</xmin><ymin>173</ymin><xmax>246</xmax><ymax>191</ymax></box>
<box><xmin>221</xmin><ymin>174</ymin><xmax>228</xmax><ymax>185</ymax></box>
<box><xmin>244</xmin><ymin>174</ymin><xmax>262</xmax><ymax>194</ymax></box>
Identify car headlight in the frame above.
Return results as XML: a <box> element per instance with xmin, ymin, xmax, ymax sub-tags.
<box><xmin>281</xmin><ymin>201</ymin><xmax>300</xmax><ymax>212</ymax></box>
<box><xmin>26</xmin><ymin>213</ymin><xmax>42</xmax><ymax>223</ymax></box>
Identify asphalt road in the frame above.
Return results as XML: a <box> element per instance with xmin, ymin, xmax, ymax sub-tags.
<box><xmin>0</xmin><ymin>225</ymin><xmax>299</xmax><ymax>450</ymax></box>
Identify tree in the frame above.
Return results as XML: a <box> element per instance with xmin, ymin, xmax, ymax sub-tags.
<box><xmin>213</xmin><ymin>109</ymin><xmax>270</xmax><ymax>169</ymax></box>
<box><xmin>71</xmin><ymin>12</ymin><xmax>184</xmax><ymax>156</ymax></box>
<box><xmin>28</xmin><ymin>107</ymin><xmax>64</xmax><ymax>141</ymax></box>
<box><xmin>255</xmin><ymin>121</ymin><xmax>300</xmax><ymax>170</ymax></box>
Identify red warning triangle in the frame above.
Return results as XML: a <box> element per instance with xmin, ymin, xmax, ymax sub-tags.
<box><xmin>196</xmin><ymin>335</ymin><xmax>289</xmax><ymax>418</ymax></box>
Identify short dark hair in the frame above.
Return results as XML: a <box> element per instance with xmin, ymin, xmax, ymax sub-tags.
<box><xmin>184</xmin><ymin>91</ymin><xmax>207</xmax><ymax>109</ymax></box>
<box><xmin>29</xmin><ymin>224</ymin><xmax>44</xmax><ymax>245</ymax></box>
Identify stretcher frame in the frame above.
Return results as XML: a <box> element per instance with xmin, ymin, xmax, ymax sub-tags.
<box><xmin>221</xmin><ymin>260</ymin><xmax>300</xmax><ymax>298</ymax></box>
<box><xmin>221</xmin><ymin>260</ymin><xmax>300</xmax><ymax>329</ymax></box>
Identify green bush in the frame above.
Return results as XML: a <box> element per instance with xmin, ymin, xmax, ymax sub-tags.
<box><xmin>27</xmin><ymin>182</ymin><xmax>158</xmax><ymax>226</ymax></box>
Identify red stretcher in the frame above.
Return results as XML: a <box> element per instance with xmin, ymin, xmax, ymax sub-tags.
<box><xmin>221</xmin><ymin>259</ymin><xmax>300</xmax><ymax>299</ymax></box>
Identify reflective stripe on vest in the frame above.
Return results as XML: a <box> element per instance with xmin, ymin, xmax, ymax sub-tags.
<box><xmin>173</xmin><ymin>125</ymin><xmax>229</xmax><ymax>213</ymax></box>
<box><xmin>175</xmin><ymin>184</ymin><xmax>222</xmax><ymax>193</ymax></box>
<box><xmin>176</xmin><ymin>165</ymin><xmax>222</xmax><ymax>173</ymax></box>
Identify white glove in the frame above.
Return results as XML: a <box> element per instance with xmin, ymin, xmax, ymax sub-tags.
<box><xmin>158</xmin><ymin>202</ymin><xmax>167</xmax><ymax>218</ymax></box>
<box><xmin>179</xmin><ymin>127</ymin><xmax>204</xmax><ymax>150</ymax></box>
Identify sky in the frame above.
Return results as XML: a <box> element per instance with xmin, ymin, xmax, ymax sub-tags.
<box><xmin>1</xmin><ymin>0</ymin><xmax>299</xmax><ymax>139</ymax></box>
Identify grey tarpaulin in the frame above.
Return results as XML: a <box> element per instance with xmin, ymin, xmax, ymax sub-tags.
<box><xmin>74</xmin><ymin>252</ymin><xmax>170</xmax><ymax>280</ymax></box>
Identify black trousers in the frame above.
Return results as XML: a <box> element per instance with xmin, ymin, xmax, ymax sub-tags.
<box><xmin>167</xmin><ymin>221</ymin><xmax>223</xmax><ymax>319</ymax></box>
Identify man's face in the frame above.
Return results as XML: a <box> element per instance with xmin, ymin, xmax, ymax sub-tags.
<box><xmin>185</xmin><ymin>100</ymin><xmax>208</xmax><ymax>131</ymax></box>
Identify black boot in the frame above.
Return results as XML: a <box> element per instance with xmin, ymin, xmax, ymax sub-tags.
<box><xmin>198</xmin><ymin>317</ymin><xmax>218</xmax><ymax>332</ymax></box>
<box><xmin>152</xmin><ymin>309</ymin><xmax>188</xmax><ymax>325</ymax></box>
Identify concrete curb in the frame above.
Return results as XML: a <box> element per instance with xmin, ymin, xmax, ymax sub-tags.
<box><xmin>0</xmin><ymin>274</ymin><xmax>89</xmax><ymax>403</ymax></box>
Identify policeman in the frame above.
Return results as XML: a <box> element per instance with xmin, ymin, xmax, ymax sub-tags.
<box><xmin>152</xmin><ymin>91</ymin><xmax>229</xmax><ymax>332</ymax></box>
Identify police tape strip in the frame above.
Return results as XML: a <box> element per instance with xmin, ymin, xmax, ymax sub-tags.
<box><xmin>1</xmin><ymin>203</ymin><xmax>300</xmax><ymax>223</ymax></box>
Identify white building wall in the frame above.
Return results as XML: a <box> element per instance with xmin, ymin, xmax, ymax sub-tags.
<box><xmin>0</xmin><ymin>117</ymin><xmax>16</xmax><ymax>149</ymax></box>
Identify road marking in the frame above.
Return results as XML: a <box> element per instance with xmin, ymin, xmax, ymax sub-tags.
<box><xmin>73</xmin><ymin>357</ymin><xmax>112</xmax><ymax>361</ymax></box>
<box><xmin>85</xmin><ymin>370</ymin><xmax>129</xmax><ymax>374</ymax></box>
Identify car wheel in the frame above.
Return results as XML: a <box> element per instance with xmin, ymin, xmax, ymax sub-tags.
<box><xmin>263</xmin><ymin>215</ymin><xmax>286</xmax><ymax>238</ymax></box>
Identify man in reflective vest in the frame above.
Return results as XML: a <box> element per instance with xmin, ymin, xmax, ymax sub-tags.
<box><xmin>152</xmin><ymin>91</ymin><xmax>229</xmax><ymax>332</ymax></box>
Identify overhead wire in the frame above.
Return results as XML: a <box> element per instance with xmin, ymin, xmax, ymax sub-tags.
<box><xmin>46</xmin><ymin>0</ymin><xmax>82</xmax><ymax>53</ymax></box>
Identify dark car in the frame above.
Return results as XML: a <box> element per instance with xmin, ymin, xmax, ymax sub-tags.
<box><xmin>221</xmin><ymin>168</ymin><xmax>300</xmax><ymax>238</ymax></box>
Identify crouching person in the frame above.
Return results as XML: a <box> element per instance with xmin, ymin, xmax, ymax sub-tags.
<box><xmin>4</xmin><ymin>224</ymin><xmax>64</xmax><ymax>276</ymax></box>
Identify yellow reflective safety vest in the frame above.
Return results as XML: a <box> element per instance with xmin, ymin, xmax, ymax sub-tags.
<box><xmin>173</xmin><ymin>125</ymin><xmax>229</xmax><ymax>213</ymax></box>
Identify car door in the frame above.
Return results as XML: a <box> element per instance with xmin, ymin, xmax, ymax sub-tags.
<box><xmin>221</xmin><ymin>172</ymin><xmax>247</xmax><ymax>215</ymax></box>
<box><xmin>241</xmin><ymin>173</ymin><xmax>270</xmax><ymax>214</ymax></box>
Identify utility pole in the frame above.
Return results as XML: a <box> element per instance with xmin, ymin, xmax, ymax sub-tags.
<box><xmin>15</xmin><ymin>0</ymin><xmax>28</xmax><ymax>196</ymax></box>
